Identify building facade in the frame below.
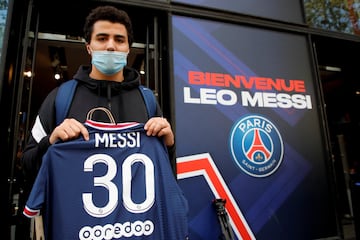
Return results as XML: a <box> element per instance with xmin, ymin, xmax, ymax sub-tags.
<box><xmin>1</xmin><ymin>0</ymin><xmax>360</xmax><ymax>239</ymax></box>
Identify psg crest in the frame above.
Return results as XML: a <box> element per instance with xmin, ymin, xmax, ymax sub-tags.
<box><xmin>229</xmin><ymin>114</ymin><xmax>284</xmax><ymax>177</ymax></box>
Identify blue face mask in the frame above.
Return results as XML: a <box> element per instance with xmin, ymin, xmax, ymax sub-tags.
<box><xmin>91</xmin><ymin>50</ymin><xmax>128</xmax><ymax>75</ymax></box>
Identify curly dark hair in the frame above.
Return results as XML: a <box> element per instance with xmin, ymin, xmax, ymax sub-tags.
<box><xmin>83</xmin><ymin>5</ymin><xmax>134</xmax><ymax>46</ymax></box>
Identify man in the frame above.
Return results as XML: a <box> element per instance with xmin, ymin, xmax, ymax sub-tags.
<box><xmin>21</xmin><ymin>5</ymin><xmax>188</xmax><ymax>240</ymax></box>
<box><xmin>21</xmin><ymin>5</ymin><xmax>175</xmax><ymax>182</ymax></box>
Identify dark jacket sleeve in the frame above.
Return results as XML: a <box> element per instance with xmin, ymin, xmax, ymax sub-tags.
<box><xmin>21</xmin><ymin>88</ymin><xmax>58</xmax><ymax>183</ymax></box>
<box><xmin>21</xmin><ymin>135</ymin><xmax>51</xmax><ymax>183</ymax></box>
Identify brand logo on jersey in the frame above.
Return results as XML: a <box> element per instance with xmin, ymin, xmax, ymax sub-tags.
<box><xmin>79</xmin><ymin>219</ymin><xmax>154</xmax><ymax>240</ymax></box>
<box><xmin>229</xmin><ymin>115</ymin><xmax>284</xmax><ymax>177</ymax></box>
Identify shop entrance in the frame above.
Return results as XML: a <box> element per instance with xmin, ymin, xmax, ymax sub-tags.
<box><xmin>314</xmin><ymin>36</ymin><xmax>360</xmax><ymax>239</ymax></box>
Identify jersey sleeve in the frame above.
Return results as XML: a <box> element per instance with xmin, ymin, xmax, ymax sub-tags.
<box><xmin>23</xmin><ymin>154</ymin><xmax>49</xmax><ymax>218</ymax></box>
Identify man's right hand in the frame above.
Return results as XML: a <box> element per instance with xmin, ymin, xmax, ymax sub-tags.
<box><xmin>49</xmin><ymin>118</ymin><xmax>89</xmax><ymax>144</ymax></box>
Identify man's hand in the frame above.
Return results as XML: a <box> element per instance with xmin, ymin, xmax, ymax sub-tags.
<box><xmin>49</xmin><ymin>118</ymin><xmax>89</xmax><ymax>144</ymax></box>
<box><xmin>144</xmin><ymin>117</ymin><xmax>175</xmax><ymax>147</ymax></box>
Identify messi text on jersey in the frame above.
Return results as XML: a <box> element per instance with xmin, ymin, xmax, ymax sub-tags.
<box><xmin>94</xmin><ymin>132</ymin><xmax>140</xmax><ymax>148</ymax></box>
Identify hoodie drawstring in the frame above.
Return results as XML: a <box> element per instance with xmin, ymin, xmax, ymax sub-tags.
<box><xmin>107</xmin><ymin>83</ymin><xmax>112</xmax><ymax>110</ymax></box>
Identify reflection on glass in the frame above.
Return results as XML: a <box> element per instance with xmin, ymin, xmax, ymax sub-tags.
<box><xmin>304</xmin><ymin>0</ymin><xmax>360</xmax><ymax>35</ymax></box>
<box><xmin>0</xmin><ymin>0</ymin><xmax>9</xmax><ymax>59</ymax></box>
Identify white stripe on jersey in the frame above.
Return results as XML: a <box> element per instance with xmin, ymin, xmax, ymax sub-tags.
<box><xmin>31</xmin><ymin>116</ymin><xmax>47</xmax><ymax>143</ymax></box>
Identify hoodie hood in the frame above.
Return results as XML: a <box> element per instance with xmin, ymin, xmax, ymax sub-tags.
<box><xmin>72</xmin><ymin>65</ymin><xmax>141</xmax><ymax>93</ymax></box>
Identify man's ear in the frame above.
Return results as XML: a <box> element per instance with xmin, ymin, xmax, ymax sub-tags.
<box><xmin>85</xmin><ymin>43</ymin><xmax>91</xmax><ymax>55</ymax></box>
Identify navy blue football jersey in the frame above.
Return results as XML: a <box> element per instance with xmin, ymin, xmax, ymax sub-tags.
<box><xmin>23</xmin><ymin>120</ymin><xmax>189</xmax><ymax>240</ymax></box>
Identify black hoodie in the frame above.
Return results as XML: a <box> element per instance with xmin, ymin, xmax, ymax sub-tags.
<box><xmin>21</xmin><ymin>65</ymin><xmax>174</xmax><ymax>184</ymax></box>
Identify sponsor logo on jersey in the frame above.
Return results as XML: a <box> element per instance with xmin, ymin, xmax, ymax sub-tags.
<box><xmin>229</xmin><ymin>114</ymin><xmax>284</xmax><ymax>177</ymax></box>
<box><xmin>79</xmin><ymin>219</ymin><xmax>154</xmax><ymax>239</ymax></box>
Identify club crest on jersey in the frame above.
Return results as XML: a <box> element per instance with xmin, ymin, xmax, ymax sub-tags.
<box><xmin>229</xmin><ymin>114</ymin><xmax>284</xmax><ymax>177</ymax></box>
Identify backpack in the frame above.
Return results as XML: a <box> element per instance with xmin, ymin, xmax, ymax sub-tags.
<box><xmin>55</xmin><ymin>79</ymin><xmax>157</xmax><ymax>125</ymax></box>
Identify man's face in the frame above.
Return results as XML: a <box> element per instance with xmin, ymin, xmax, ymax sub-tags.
<box><xmin>87</xmin><ymin>20</ymin><xmax>129</xmax><ymax>53</ymax></box>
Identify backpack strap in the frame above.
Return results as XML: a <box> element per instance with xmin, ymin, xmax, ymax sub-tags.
<box><xmin>55</xmin><ymin>80</ymin><xmax>157</xmax><ymax>125</ymax></box>
<box><xmin>139</xmin><ymin>85</ymin><xmax>157</xmax><ymax>118</ymax></box>
<box><xmin>55</xmin><ymin>79</ymin><xmax>78</xmax><ymax>125</ymax></box>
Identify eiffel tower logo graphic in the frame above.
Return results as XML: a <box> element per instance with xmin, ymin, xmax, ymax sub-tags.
<box><xmin>246</xmin><ymin>129</ymin><xmax>271</xmax><ymax>163</ymax></box>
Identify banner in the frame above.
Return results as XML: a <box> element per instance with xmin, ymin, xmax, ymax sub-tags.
<box><xmin>172</xmin><ymin>15</ymin><xmax>338</xmax><ymax>239</ymax></box>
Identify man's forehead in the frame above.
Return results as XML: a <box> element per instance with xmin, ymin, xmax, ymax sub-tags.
<box><xmin>92</xmin><ymin>21</ymin><xmax>127</xmax><ymax>34</ymax></box>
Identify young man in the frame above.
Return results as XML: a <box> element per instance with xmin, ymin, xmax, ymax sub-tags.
<box><xmin>21</xmin><ymin>5</ymin><xmax>175</xmax><ymax>183</ymax></box>
<box><xmin>21</xmin><ymin>5</ymin><xmax>188</xmax><ymax>240</ymax></box>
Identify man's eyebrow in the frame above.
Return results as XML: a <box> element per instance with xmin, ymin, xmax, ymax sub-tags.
<box><xmin>114</xmin><ymin>34</ymin><xmax>126</xmax><ymax>39</ymax></box>
<box><xmin>95</xmin><ymin>33</ymin><xmax>109</xmax><ymax>38</ymax></box>
<box><xmin>95</xmin><ymin>33</ymin><xmax>126</xmax><ymax>38</ymax></box>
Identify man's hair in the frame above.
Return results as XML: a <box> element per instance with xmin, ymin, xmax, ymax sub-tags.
<box><xmin>83</xmin><ymin>5</ymin><xmax>134</xmax><ymax>46</ymax></box>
